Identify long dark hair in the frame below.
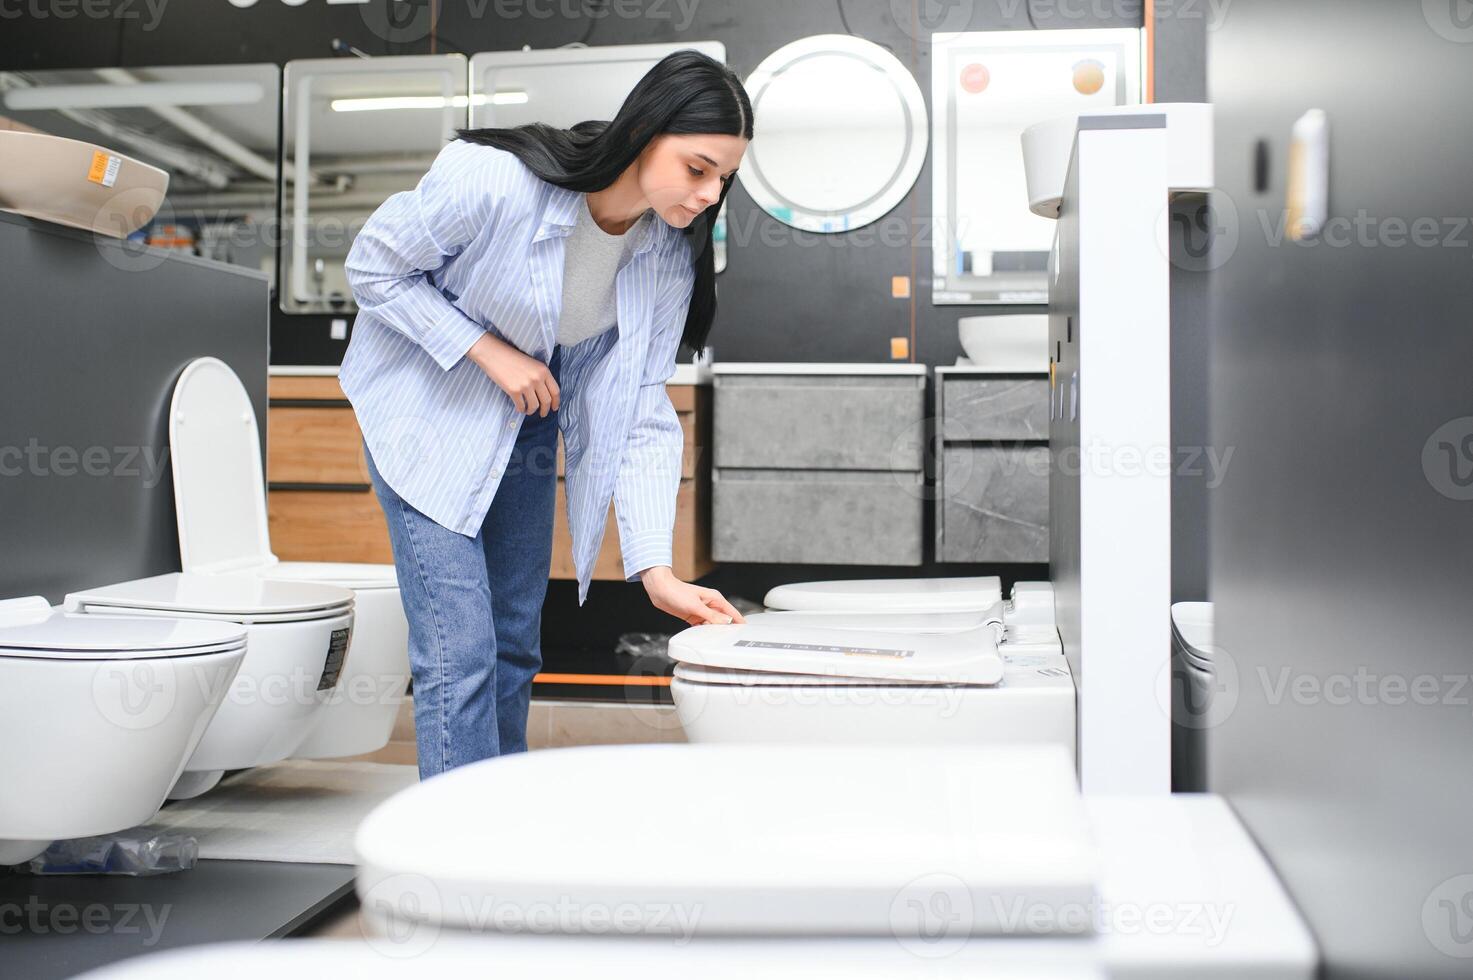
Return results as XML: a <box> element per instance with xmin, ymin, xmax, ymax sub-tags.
<box><xmin>456</xmin><ymin>50</ymin><xmax>752</xmax><ymax>352</ymax></box>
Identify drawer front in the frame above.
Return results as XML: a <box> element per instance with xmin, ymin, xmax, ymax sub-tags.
<box><xmin>714</xmin><ymin>375</ymin><xmax>926</xmax><ymax>471</ymax></box>
<box><xmin>712</xmin><ymin>469</ymin><xmax>922</xmax><ymax>565</ymax></box>
<box><xmin>268</xmin><ymin>489</ymin><xmax>393</xmax><ymax>564</ymax></box>
<box><xmin>941</xmin><ymin>378</ymin><xmax>1049</xmax><ymax>441</ymax></box>
<box><xmin>268</xmin><ymin>407</ymin><xmax>368</xmax><ymax>485</ymax></box>
<box><xmin>557</xmin><ymin>409</ymin><xmax>702</xmax><ymax>481</ymax></box>
<box><xmin>551</xmin><ymin>480</ymin><xmax>711</xmax><ymax>582</ymax></box>
<box><xmin>938</xmin><ymin>447</ymin><xmax>1049</xmax><ymax>563</ymax></box>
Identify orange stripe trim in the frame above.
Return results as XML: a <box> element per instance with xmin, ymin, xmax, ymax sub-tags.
<box><xmin>533</xmin><ymin>673</ymin><xmax>672</xmax><ymax>687</ymax></box>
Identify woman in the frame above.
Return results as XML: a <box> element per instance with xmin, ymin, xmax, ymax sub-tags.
<box><xmin>340</xmin><ymin>51</ymin><xmax>751</xmax><ymax>778</ymax></box>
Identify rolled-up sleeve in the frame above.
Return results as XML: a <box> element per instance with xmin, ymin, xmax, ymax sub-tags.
<box><xmin>344</xmin><ymin>140</ymin><xmax>494</xmax><ymax>370</ymax></box>
<box><xmin>614</xmin><ymin>254</ymin><xmax>697</xmax><ymax>581</ymax></box>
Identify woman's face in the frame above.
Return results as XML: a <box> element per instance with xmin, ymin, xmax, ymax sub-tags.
<box><xmin>639</xmin><ymin>133</ymin><xmax>749</xmax><ymax>228</ymax></box>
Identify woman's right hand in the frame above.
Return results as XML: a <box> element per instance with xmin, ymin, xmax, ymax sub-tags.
<box><xmin>467</xmin><ymin>333</ymin><xmax>560</xmax><ymax>417</ymax></box>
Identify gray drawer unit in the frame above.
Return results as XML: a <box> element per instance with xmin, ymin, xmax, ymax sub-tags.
<box><xmin>712</xmin><ymin>372</ymin><xmax>927</xmax><ymax>471</ymax></box>
<box><xmin>712</xmin><ymin>469</ymin><xmax>924</xmax><ymax>565</ymax></box>
<box><xmin>940</xmin><ymin>378</ymin><xmax>1050</xmax><ymax>442</ymax></box>
<box><xmin>933</xmin><ymin>367</ymin><xmax>1051</xmax><ymax>564</ymax></box>
<box><xmin>938</xmin><ymin>446</ymin><xmax>1049</xmax><ymax>563</ymax></box>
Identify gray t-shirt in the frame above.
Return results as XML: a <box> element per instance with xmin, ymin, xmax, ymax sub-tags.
<box><xmin>557</xmin><ymin>197</ymin><xmax>651</xmax><ymax>348</ymax></box>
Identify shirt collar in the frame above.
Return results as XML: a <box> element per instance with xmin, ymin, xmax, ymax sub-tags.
<box><xmin>535</xmin><ymin>184</ymin><xmax>663</xmax><ymax>257</ymax></box>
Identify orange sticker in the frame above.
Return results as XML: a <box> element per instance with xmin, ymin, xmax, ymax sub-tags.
<box><xmin>890</xmin><ymin>275</ymin><xmax>912</xmax><ymax>299</ymax></box>
<box><xmin>890</xmin><ymin>337</ymin><xmax>910</xmax><ymax>360</ymax></box>
<box><xmin>87</xmin><ymin>150</ymin><xmax>120</xmax><ymax>187</ymax></box>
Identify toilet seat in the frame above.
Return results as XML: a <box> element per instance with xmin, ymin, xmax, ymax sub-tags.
<box><xmin>0</xmin><ymin>600</ymin><xmax>248</xmax><ymax>659</ymax></box>
<box><xmin>169</xmin><ymin>358</ymin><xmax>407</xmax><ymax>762</ymax></box>
<box><xmin>747</xmin><ymin>606</ymin><xmax>1004</xmax><ymax>635</ymax></box>
<box><xmin>763</xmin><ymin>576</ymin><xmax>1004</xmax><ymax>613</ymax></box>
<box><xmin>669</xmin><ymin>620</ymin><xmax>1005</xmax><ymax>686</ymax></box>
<box><xmin>261</xmin><ymin>562</ymin><xmax>398</xmax><ymax>591</ymax></box>
<box><xmin>66</xmin><ymin>572</ymin><xmax>354</xmax><ymax>625</ymax></box>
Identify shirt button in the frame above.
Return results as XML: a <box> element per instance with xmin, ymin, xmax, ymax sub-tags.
<box><xmin>507</xmin><ymin>420</ymin><xmax>517</xmax><ymax>430</ymax></box>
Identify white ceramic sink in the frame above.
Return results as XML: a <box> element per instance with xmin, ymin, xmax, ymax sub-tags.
<box><xmin>959</xmin><ymin>315</ymin><xmax>1049</xmax><ymax>373</ymax></box>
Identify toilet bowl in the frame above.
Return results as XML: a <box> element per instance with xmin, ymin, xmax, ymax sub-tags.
<box><xmin>669</xmin><ymin>589</ymin><xmax>1074</xmax><ymax>755</ymax></box>
<box><xmin>343</xmin><ymin>744</ymin><xmax>1315</xmax><ymax>977</ymax></box>
<box><xmin>0</xmin><ymin>596</ymin><xmax>247</xmax><ymax>865</ymax></box>
<box><xmin>65</xmin><ymin>572</ymin><xmax>354</xmax><ymax>799</ymax></box>
<box><xmin>169</xmin><ymin>357</ymin><xmax>409</xmax><ymax>760</ymax></box>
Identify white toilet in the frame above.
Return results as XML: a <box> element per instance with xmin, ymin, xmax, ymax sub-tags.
<box><xmin>342</xmin><ymin>744</ymin><xmax>1315</xmax><ymax>977</ymax></box>
<box><xmin>170</xmin><ymin>357</ymin><xmax>409</xmax><ymax>760</ymax></box>
<box><xmin>65</xmin><ymin>572</ymin><xmax>355</xmax><ymax>799</ymax></box>
<box><xmin>0</xmin><ymin>596</ymin><xmax>247</xmax><ymax>865</ymax></box>
<box><xmin>669</xmin><ymin>580</ymin><xmax>1075</xmax><ymax>756</ymax></box>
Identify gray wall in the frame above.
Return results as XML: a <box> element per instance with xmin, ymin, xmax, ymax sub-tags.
<box><xmin>0</xmin><ymin>0</ymin><xmax>1205</xmax><ymax>369</ymax></box>
<box><xmin>1208</xmin><ymin>1</ymin><xmax>1473</xmax><ymax>975</ymax></box>
<box><xmin>0</xmin><ymin>213</ymin><xmax>269</xmax><ymax>603</ymax></box>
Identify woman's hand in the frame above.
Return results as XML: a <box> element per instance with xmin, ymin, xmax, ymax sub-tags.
<box><xmin>467</xmin><ymin>333</ymin><xmax>560</xmax><ymax>417</ymax></box>
<box><xmin>641</xmin><ymin>566</ymin><xmax>746</xmax><ymax>627</ymax></box>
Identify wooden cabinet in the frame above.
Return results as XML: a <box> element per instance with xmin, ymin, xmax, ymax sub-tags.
<box><xmin>266</xmin><ymin>375</ymin><xmax>391</xmax><ymax>564</ymax></box>
<box><xmin>266</xmin><ymin>373</ymin><xmax>713</xmax><ymax>581</ymax></box>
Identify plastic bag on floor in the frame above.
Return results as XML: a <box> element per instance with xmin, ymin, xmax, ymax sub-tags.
<box><xmin>24</xmin><ymin>831</ymin><xmax>198</xmax><ymax>876</ymax></box>
<box><xmin>615</xmin><ymin>632</ymin><xmax>671</xmax><ymax>662</ymax></box>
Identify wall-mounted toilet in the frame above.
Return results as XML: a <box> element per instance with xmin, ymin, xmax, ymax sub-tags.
<box><xmin>65</xmin><ymin>572</ymin><xmax>354</xmax><ymax>799</ymax></box>
<box><xmin>0</xmin><ymin>596</ymin><xmax>246</xmax><ymax>865</ymax></box>
<box><xmin>169</xmin><ymin>357</ymin><xmax>409</xmax><ymax>760</ymax></box>
<box><xmin>668</xmin><ymin>601</ymin><xmax>1075</xmax><ymax>758</ymax></box>
<box><xmin>342</xmin><ymin>744</ymin><xmax>1315</xmax><ymax>976</ymax></box>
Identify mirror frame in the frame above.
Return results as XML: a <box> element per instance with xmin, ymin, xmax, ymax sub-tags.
<box><xmin>739</xmin><ymin>34</ymin><xmax>928</xmax><ymax>234</ymax></box>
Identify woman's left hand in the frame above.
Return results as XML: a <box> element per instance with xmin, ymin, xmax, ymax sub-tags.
<box><xmin>641</xmin><ymin>566</ymin><xmax>747</xmax><ymax>626</ymax></box>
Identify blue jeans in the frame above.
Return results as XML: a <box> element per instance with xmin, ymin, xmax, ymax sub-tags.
<box><xmin>365</xmin><ymin>349</ymin><xmax>561</xmax><ymax>779</ymax></box>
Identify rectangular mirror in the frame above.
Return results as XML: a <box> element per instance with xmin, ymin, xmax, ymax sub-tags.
<box><xmin>0</xmin><ymin>64</ymin><xmax>281</xmax><ymax>282</ymax></box>
<box><xmin>469</xmin><ymin>41</ymin><xmax>728</xmax><ymax>271</ymax></box>
<box><xmin>931</xmin><ymin>29</ymin><xmax>1141</xmax><ymax>305</ymax></box>
<box><xmin>280</xmin><ymin>54</ymin><xmax>467</xmax><ymax>315</ymax></box>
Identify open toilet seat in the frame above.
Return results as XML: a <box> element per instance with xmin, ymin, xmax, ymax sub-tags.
<box><xmin>168</xmin><ymin>358</ymin><xmax>409</xmax><ymax>761</ymax></box>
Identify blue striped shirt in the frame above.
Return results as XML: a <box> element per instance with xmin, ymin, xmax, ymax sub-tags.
<box><xmin>339</xmin><ymin>139</ymin><xmax>695</xmax><ymax>604</ymax></box>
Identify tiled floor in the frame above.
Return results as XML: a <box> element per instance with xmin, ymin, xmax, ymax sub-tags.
<box><xmin>348</xmin><ymin>695</ymin><xmax>686</xmax><ymax>766</ymax></box>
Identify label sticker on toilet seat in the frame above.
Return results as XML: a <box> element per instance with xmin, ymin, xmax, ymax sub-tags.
<box><xmin>734</xmin><ymin>639</ymin><xmax>914</xmax><ymax>659</ymax></box>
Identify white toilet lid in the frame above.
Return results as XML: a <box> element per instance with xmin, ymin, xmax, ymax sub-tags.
<box><xmin>262</xmin><ymin>561</ymin><xmax>398</xmax><ymax>591</ymax></box>
<box><xmin>743</xmin><ymin>606</ymin><xmax>1004</xmax><ymax>635</ymax></box>
<box><xmin>674</xmin><ymin>658</ymin><xmax>1071</xmax><ymax>689</ymax></box>
<box><xmin>66</xmin><ymin>572</ymin><xmax>354</xmax><ymax>623</ymax></box>
<box><xmin>763</xmin><ymin>576</ymin><xmax>1004</xmax><ymax>613</ymax></box>
<box><xmin>0</xmin><ymin>607</ymin><xmax>247</xmax><ymax>661</ymax></box>
<box><xmin>356</xmin><ymin>744</ymin><xmax>1097</xmax><ymax>938</ymax></box>
<box><xmin>170</xmin><ymin>357</ymin><xmax>275</xmax><ymax>575</ymax></box>
<box><xmin>668</xmin><ymin>621</ymin><xmax>1004</xmax><ymax>685</ymax></box>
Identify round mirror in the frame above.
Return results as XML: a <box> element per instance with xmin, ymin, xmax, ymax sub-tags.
<box><xmin>740</xmin><ymin>35</ymin><xmax>928</xmax><ymax>234</ymax></box>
